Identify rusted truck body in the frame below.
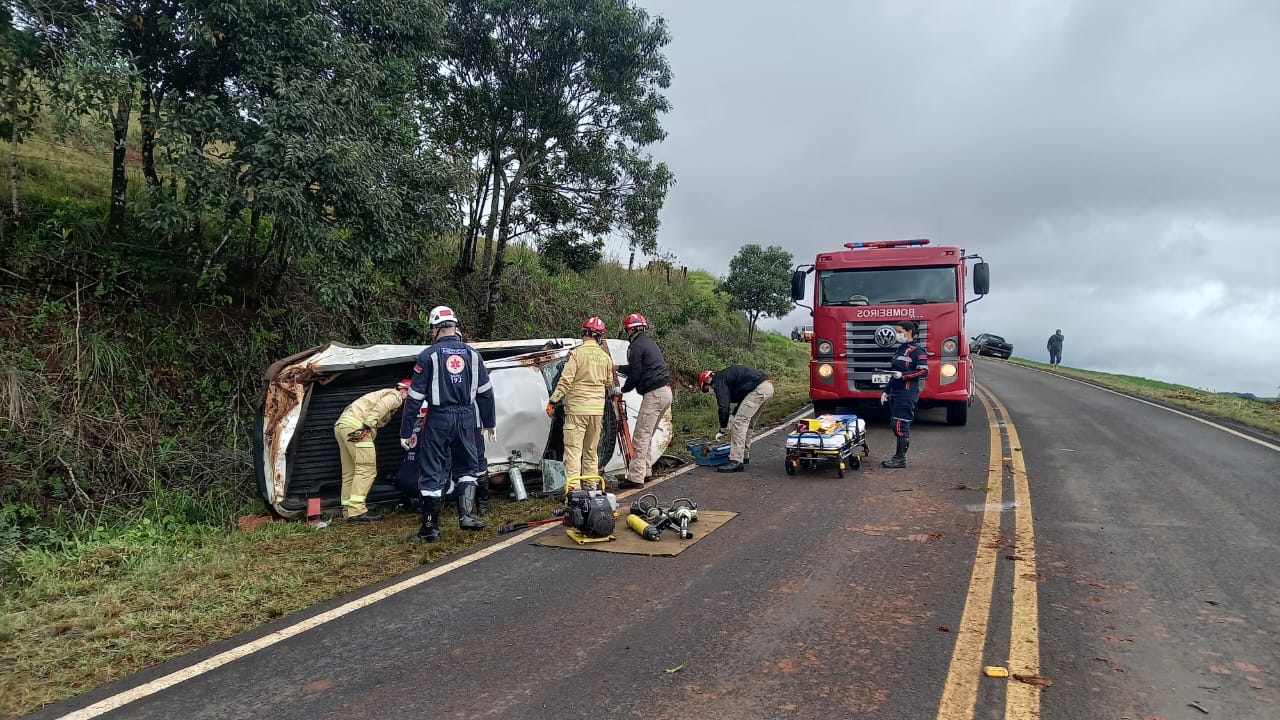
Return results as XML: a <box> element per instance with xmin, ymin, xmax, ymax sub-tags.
<box><xmin>255</xmin><ymin>339</ymin><xmax>673</xmax><ymax>518</ymax></box>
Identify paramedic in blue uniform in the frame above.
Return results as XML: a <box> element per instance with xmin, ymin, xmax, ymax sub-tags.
<box><xmin>400</xmin><ymin>306</ymin><xmax>497</xmax><ymax>542</ymax></box>
<box><xmin>881</xmin><ymin>320</ymin><xmax>929</xmax><ymax>468</ymax></box>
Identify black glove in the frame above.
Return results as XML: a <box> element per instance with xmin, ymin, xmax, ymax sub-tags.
<box><xmin>346</xmin><ymin>425</ymin><xmax>372</xmax><ymax>442</ymax></box>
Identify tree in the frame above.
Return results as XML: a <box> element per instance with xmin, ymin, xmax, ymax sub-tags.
<box><xmin>1</xmin><ymin>5</ymin><xmax>41</xmax><ymax>222</ymax></box>
<box><xmin>423</xmin><ymin>0</ymin><xmax>674</xmax><ymax>335</ymax></box>
<box><xmin>143</xmin><ymin>0</ymin><xmax>454</xmax><ymax>302</ymax></box>
<box><xmin>720</xmin><ymin>244</ymin><xmax>794</xmax><ymax>346</ymax></box>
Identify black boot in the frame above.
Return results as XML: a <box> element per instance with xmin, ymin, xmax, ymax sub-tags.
<box><xmin>717</xmin><ymin>460</ymin><xmax>745</xmax><ymax>473</ymax></box>
<box><xmin>475</xmin><ymin>477</ymin><xmax>491</xmax><ymax>517</ymax></box>
<box><xmin>881</xmin><ymin>438</ymin><xmax>909</xmax><ymax>469</ymax></box>
<box><xmin>457</xmin><ymin>484</ymin><xmax>486</xmax><ymax>531</ymax></box>
<box><xmin>409</xmin><ymin>497</ymin><xmax>442</xmax><ymax>543</ymax></box>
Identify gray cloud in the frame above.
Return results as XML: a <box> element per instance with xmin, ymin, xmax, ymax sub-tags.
<box><xmin>639</xmin><ymin>0</ymin><xmax>1280</xmax><ymax>396</ymax></box>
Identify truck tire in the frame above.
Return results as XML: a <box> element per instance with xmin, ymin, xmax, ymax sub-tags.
<box><xmin>946</xmin><ymin>401</ymin><xmax>968</xmax><ymax>426</ymax></box>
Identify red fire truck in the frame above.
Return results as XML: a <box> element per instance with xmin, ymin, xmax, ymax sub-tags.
<box><xmin>790</xmin><ymin>239</ymin><xmax>990</xmax><ymax>426</ymax></box>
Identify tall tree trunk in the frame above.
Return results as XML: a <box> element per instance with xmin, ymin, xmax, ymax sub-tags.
<box><xmin>482</xmin><ymin>165</ymin><xmax>527</xmax><ymax>337</ymax></box>
<box><xmin>7</xmin><ymin>62</ymin><xmax>19</xmax><ymax>219</ymax></box>
<box><xmin>478</xmin><ymin>154</ymin><xmax>502</xmax><ymax>276</ymax></box>
<box><xmin>140</xmin><ymin>82</ymin><xmax>160</xmax><ymax>188</ymax></box>
<box><xmin>248</xmin><ymin>207</ymin><xmax>262</xmax><ymax>245</ymax></box>
<box><xmin>184</xmin><ymin>133</ymin><xmax>207</xmax><ymax>246</ymax></box>
<box><xmin>747</xmin><ymin>311</ymin><xmax>759</xmax><ymax>346</ymax></box>
<box><xmin>457</xmin><ymin>164</ymin><xmax>490</xmax><ymax>273</ymax></box>
<box><xmin>108</xmin><ymin>93</ymin><xmax>133</xmax><ymax>239</ymax></box>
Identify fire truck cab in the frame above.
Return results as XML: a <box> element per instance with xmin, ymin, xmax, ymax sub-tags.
<box><xmin>790</xmin><ymin>239</ymin><xmax>990</xmax><ymax>426</ymax></box>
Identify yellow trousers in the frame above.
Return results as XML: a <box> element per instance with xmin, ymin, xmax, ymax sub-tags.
<box><xmin>562</xmin><ymin>414</ymin><xmax>603</xmax><ymax>480</ymax></box>
<box><xmin>335</xmin><ymin>424</ymin><xmax>377</xmax><ymax>517</ymax></box>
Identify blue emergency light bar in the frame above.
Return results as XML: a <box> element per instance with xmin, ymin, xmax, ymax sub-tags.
<box><xmin>844</xmin><ymin>239</ymin><xmax>931</xmax><ymax>250</ymax></box>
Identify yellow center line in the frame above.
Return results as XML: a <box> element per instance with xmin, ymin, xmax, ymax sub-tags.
<box><xmin>980</xmin><ymin>386</ymin><xmax>1043</xmax><ymax>720</ymax></box>
<box><xmin>936</xmin><ymin>391</ymin><xmax>1005</xmax><ymax>720</ymax></box>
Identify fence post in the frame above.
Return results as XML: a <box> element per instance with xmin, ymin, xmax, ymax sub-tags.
<box><xmin>628</xmin><ymin>251</ymin><xmax>634</xmax><ymax>272</ymax></box>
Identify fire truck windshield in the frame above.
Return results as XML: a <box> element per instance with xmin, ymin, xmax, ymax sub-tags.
<box><xmin>818</xmin><ymin>266</ymin><xmax>958</xmax><ymax>307</ymax></box>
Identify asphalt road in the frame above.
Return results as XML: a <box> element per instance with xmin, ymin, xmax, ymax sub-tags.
<box><xmin>26</xmin><ymin>361</ymin><xmax>1279</xmax><ymax>720</ymax></box>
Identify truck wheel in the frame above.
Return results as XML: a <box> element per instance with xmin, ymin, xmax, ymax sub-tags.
<box><xmin>947</xmin><ymin>402</ymin><xmax>968</xmax><ymax>426</ymax></box>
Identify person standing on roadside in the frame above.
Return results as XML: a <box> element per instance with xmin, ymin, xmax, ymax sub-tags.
<box><xmin>881</xmin><ymin>320</ymin><xmax>928</xmax><ymax>469</ymax></box>
<box><xmin>618</xmin><ymin>312</ymin><xmax>672</xmax><ymax>490</ymax></box>
<box><xmin>545</xmin><ymin>316</ymin><xmax>615</xmax><ymax>482</ymax></box>
<box><xmin>400</xmin><ymin>306</ymin><xmax>496</xmax><ymax>542</ymax></box>
<box><xmin>1047</xmin><ymin>329</ymin><xmax>1065</xmax><ymax>369</ymax></box>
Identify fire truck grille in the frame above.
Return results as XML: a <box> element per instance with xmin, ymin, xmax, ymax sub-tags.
<box><xmin>844</xmin><ymin>320</ymin><xmax>930</xmax><ymax>391</ymax></box>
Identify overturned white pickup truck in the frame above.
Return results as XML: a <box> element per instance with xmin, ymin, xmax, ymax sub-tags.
<box><xmin>255</xmin><ymin>339</ymin><xmax>673</xmax><ymax>518</ymax></box>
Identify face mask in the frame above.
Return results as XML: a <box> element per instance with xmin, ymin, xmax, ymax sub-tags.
<box><xmin>894</xmin><ymin>332</ymin><xmax>907</xmax><ymax>343</ymax></box>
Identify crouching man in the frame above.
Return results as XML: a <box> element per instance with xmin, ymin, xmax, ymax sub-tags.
<box><xmin>699</xmin><ymin>365</ymin><xmax>773</xmax><ymax>473</ymax></box>
<box><xmin>334</xmin><ymin>379</ymin><xmax>411</xmax><ymax>522</ymax></box>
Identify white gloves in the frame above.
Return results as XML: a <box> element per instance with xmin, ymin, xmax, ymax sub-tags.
<box><xmin>714</xmin><ymin>429</ymin><xmax>726</xmax><ymax>442</ymax></box>
<box><xmin>891</xmin><ymin>370</ymin><xmax>903</xmax><ymax>379</ymax></box>
<box><xmin>484</xmin><ymin>428</ymin><xmax>497</xmax><ymax>444</ymax></box>
<box><xmin>400</xmin><ymin>436</ymin><xmax>413</xmax><ymax>451</ymax></box>
<box><xmin>880</xmin><ymin>392</ymin><xmax>888</xmax><ymax>405</ymax></box>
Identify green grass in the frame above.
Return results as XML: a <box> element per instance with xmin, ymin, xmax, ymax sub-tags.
<box><xmin>1005</xmin><ymin>357</ymin><xmax>1280</xmax><ymax>436</ymax></box>
<box><xmin>0</xmin><ymin>496</ymin><xmax>565</xmax><ymax>717</ymax></box>
<box><xmin>1</xmin><ymin>90</ymin><xmax>816</xmax><ymax>716</ymax></box>
<box><xmin>0</xmin><ymin>347</ymin><xmax>815</xmax><ymax>717</ymax></box>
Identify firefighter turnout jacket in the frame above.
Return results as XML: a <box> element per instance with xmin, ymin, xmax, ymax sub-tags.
<box><xmin>550</xmin><ymin>340</ymin><xmax>614</xmax><ymax>416</ymax></box>
<box><xmin>337</xmin><ymin>389</ymin><xmax>403</xmax><ymax>445</ymax></box>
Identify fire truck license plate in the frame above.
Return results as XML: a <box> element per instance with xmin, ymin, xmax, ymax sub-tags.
<box><xmin>871</xmin><ymin>373</ymin><xmax>892</xmax><ymax>385</ymax></box>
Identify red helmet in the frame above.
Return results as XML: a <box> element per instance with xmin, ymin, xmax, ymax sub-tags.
<box><xmin>623</xmin><ymin>312</ymin><xmax>648</xmax><ymax>330</ymax></box>
<box><xmin>582</xmin><ymin>316</ymin><xmax>606</xmax><ymax>335</ymax></box>
<box><xmin>396</xmin><ymin>379</ymin><xmax>412</xmax><ymax>391</ymax></box>
<box><xmin>698</xmin><ymin>370</ymin><xmax>715</xmax><ymax>391</ymax></box>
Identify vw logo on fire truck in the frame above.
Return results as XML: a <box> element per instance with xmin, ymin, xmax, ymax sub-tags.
<box><xmin>874</xmin><ymin>326</ymin><xmax>898</xmax><ymax>348</ymax></box>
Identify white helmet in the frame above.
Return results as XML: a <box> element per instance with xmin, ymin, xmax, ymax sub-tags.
<box><xmin>429</xmin><ymin>305</ymin><xmax>458</xmax><ymax>328</ymax></box>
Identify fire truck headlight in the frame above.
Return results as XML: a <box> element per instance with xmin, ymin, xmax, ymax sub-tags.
<box><xmin>818</xmin><ymin>363</ymin><xmax>834</xmax><ymax>379</ymax></box>
<box><xmin>817</xmin><ymin>340</ymin><xmax>833</xmax><ymax>356</ymax></box>
<box><xmin>941</xmin><ymin>362</ymin><xmax>957</xmax><ymax>378</ymax></box>
<box><xmin>942</xmin><ymin>338</ymin><xmax>958</xmax><ymax>354</ymax></box>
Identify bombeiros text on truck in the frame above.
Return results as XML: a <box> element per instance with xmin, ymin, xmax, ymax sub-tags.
<box><xmin>790</xmin><ymin>239</ymin><xmax>990</xmax><ymax>426</ymax></box>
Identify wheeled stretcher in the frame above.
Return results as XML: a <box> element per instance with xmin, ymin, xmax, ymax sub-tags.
<box><xmin>784</xmin><ymin>414</ymin><xmax>870</xmax><ymax>478</ymax></box>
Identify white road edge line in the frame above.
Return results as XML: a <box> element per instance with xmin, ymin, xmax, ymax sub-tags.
<box><xmin>993</xmin><ymin>360</ymin><xmax>1280</xmax><ymax>454</ymax></box>
<box><xmin>55</xmin><ymin>404</ymin><xmax>815</xmax><ymax>720</ymax></box>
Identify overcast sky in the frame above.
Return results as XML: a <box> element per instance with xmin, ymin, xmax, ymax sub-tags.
<box><xmin>627</xmin><ymin>0</ymin><xmax>1280</xmax><ymax>397</ymax></box>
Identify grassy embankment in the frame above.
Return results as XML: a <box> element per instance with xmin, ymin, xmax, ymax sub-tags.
<box><xmin>1005</xmin><ymin>358</ymin><xmax>1280</xmax><ymax>436</ymax></box>
<box><xmin>0</xmin><ymin>119</ymin><xmax>812</xmax><ymax>715</ymax></box>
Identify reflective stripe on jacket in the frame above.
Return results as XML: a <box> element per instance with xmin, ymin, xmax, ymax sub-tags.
<box><xmin>337</xmin><ymin>389</ymin><xmax>404</xmax><ymax>447</ymax></box>
<box><xmin>550</xmin><ymin>341</ymin><xmax>613</xmax><ymax>416</ymax></box>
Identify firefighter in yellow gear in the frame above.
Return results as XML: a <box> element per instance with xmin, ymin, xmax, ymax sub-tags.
<box><xmin>334</xmin><ymin>380</ymin><xmax>411</xmax><ymax>522</ymax></box>
<box><xmin>546</xmin><ymin>316</ymin><xmax>617</xmax><ymax>481</ymax></box>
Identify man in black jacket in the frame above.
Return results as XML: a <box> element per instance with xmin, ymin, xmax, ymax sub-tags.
<box><xmin>700</xmin><ymin>365</ymin><xmax>773</xmax><ymax>473</ymax></box>
<box><xmin>619</xmin><ymin>312</ymin><xmax>672</xmax><ymax>489</ymax></box>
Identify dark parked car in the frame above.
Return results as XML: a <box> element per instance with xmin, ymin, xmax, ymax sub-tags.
<box><xmin>971</xmin><ymin>333</ymin><xmax>1013</xmax><ymax>359</ymax></box>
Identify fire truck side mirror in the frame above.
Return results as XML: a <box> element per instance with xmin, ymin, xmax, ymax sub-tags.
<box><xmin>791</xmin><ymin>270</ymin><xmax>808</xmax><ymax>302</ymax></box>
<box><xmin>973</xmin><ymin>262</ymin><xmax>990</xmax><ymax>296</ymax></box>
